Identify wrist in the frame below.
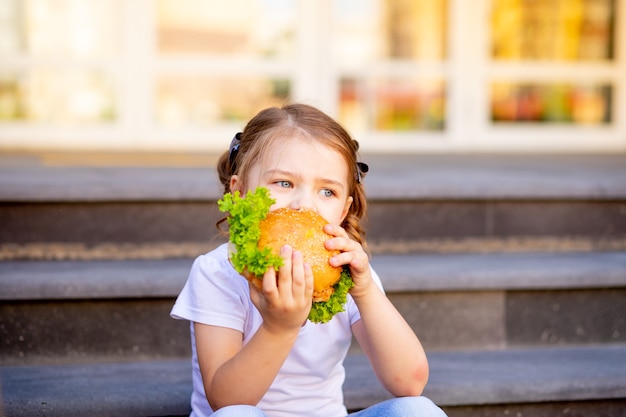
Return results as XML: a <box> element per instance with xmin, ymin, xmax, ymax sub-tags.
<box><xmin>259</xmin><ymin>320</ymin><xmax>301</xmax><ymax>341</ymax></box>
<box><xmin>350</xmin><ymin>279</ymin><xmax>379</xmax><ymax>303</ymax></box>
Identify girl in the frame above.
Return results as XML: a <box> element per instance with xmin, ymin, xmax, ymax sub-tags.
<box><xmin>171</xmin><ymin>103</ymin><xmax>447</xmax><ymax>417</ymax></box>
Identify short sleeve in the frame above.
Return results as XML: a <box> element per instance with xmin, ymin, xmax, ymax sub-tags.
<box><xmin>345</xmin><ymin>264</ymin><xmax>384</xmax><ymax>325</ymax></box>
<box><xmin>170</xmin><ymin>246</ymin><xmax>252</xmax><ymax>332</ymax></box>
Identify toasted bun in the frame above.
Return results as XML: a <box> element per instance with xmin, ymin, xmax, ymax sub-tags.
<box><xmin>247</xmin><ymin>208</ymin><xmax>341</xmax><ymax>302</ymax></box>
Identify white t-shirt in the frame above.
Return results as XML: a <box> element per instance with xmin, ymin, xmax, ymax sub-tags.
<box><xmin>170</xmin><ymin>243</ymin><xmax>383</xmax><ymax>417</ymax></box>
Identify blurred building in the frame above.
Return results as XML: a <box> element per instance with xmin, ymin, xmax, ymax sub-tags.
<box><xmin>0</xmin><ymin>0</ymin><xmax>624</xmax><ymax>153</ymax></box>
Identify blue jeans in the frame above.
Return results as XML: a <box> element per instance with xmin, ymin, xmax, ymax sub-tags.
<box><xmin>210</xmin><ymin>397</ymin><xmax>447</xmax><ymax>417</ymax></box>
<box><xmin>348</xmin><ymin>397</ymin><xmax>447</xmax><ymax>417</ymax></box>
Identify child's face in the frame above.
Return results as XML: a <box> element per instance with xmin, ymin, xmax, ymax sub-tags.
<box><xmin>231</xmin><ymin>135</ymin><xmax>353</xmax><ymax>226</ymax></box>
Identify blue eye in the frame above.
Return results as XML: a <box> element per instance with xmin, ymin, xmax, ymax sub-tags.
<box><xmin>321</xmin><ymin>189</ymin><xmax>335</xmax><ymax>197</ymax></box>
<box><xmin>276</xmin><ymin>180</ymin><xmax>291</xmax><ymax>188</ymax></box>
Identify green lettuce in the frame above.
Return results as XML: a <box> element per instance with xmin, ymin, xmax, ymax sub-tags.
<box><xmin>217</xmin><ymin>187</ymin><xmax>283</xmax><ymax>276</ymax></box>
<box><xmin>218</xmin><ymin>186</ymin><xmax>353</xmax><ymax>324</ymax></box>
<box><xmin>308</xmin><ymin>267</ymin><xmax>353</xmax><ymax>324</ymax></box>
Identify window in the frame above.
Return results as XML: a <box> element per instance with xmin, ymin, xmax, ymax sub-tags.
<box><xmin>0</xmin><ymin>0</ymin><xmax>624</xmax><ymax>152</ymax></box>
<box><xmin>333</xmin><ymin>0</ymin><xmax>448</xmax><ymax>134</ymax></box>
<box><xmin>490</xmin><ymin>0</ymin><xmax>616</xmax><ymax>126</ymax></box>
<box><xmin>154</xmin><ymin>0</ymin><xmax>294</xmax><ymax>128</ymax></box>
<box><xmin>0</xmin><ymin>0</ymin><xmax>118</xmax><ymax>125</ymax></box>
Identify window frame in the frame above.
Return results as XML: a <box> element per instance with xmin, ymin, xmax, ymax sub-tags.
<box><xmin>0</xmin><ymin>0</ymin><xmax>623</xmax><ymax>152</ymax></box>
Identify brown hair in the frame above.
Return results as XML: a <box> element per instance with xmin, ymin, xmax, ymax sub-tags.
<box><xmin>217</xmin><ymin>103</ymin><xmax>369</xmax><ymax>249</ymax></box>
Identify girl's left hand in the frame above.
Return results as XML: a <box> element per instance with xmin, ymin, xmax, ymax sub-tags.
<box><xmin>323</xmin><ymin>224</ymin><xmax>375</xmax><ymax>299</ymax></box>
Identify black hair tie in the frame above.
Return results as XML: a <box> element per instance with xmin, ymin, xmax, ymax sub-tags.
<box><xmin>228</xmin><ymin>132</ymin><xmax>242</xmax><ymax>173</ymax></box>
<box><xmin>356</xmin><ymin>161</ymin><xmax>369</xmax><ymax>183</ymax></box>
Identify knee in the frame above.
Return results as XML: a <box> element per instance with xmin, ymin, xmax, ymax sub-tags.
<box><xmin>391</xmin><ymin>396</ymin><xmax>447</xmax><ymax>416</ymax></box>
<box><xmin>210</xmin><ymin>404</ymin><xmax>267</xmax><ymax>417</ymax></box>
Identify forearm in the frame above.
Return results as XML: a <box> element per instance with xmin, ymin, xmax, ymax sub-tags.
<box><xmin>354</xmin><ymin>287</ymin><xmax>429</xmax><ymax>396</ymax></box>
<box><xmin>206</xmin><ymin>324</ymin><xmax>298</xmax><ymax>409</ymax></box>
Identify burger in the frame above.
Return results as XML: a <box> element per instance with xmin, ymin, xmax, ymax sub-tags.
<box><xmin>218</xmin><ymin>187</ymin><xmax>353</xmax><ymax>323</ymax></box>
<box><xmin>256</xmin><ymin>207</ymin><xmax>343</xmax><ymax>302</ymax></box>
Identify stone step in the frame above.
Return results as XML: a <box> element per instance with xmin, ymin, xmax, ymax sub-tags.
<box><xmin>1</xmin><ymin>344</ymin><xmax>625</xmax><ymax>417</ymax></box>
<box><xmin>3</xmin><ymin>153</ymin><xmax>625</xmax><ymax>202</ymax></box>
<box><xmin>2</xmin><ymin>153</ymin><xmax>625</xmax><ymax>251</ymax></box>
<box><xmin>3</xmin><ymin>252</ymin><xmax>625</xmax><ymax>301</ymax></box>
<box><xmin>1</xmin><ymin>251</ymin><xmax>624</xmax><ymax>364</ymax></box>
<box><xmin>2</xmin><ymin>153</ymin><xmax>625</xmax><ymax>202</ymax></box>
<box><xmin>346</xmin><ymin>344</ymin><xmax>626</xmax><ymax>416</ymax></box>
<box><xmin>2</xmin><ymin>201</ymin><xmax>624</xmax><ymax>250</ymax></box>
<box><xmin>2</xmin><ymin>236</ymin><xmax>625</xmax><ymax>261</ymax></box>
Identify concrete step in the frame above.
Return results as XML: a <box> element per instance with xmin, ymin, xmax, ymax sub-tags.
<box><xmin>1</xmin><ymin>344</ymin><xmax>625</xmax><ymax>417</ymax></box>
<box><xmin>1</xmin><ymin>200</ymin><xmax>624</xmax><ymax>253</ymax></box>
<box><xmin>2</xmin><ymin>236</ymin><xmax>625</xmax><ymax>261</ymax></box>
<box><xmin>346</xmin><ymin>344</ymin><xmax>626</xmax><ymax>416</ymax></box>
<box><xmin>3</xmin><ymin>153</ymin><xmax>625</xmax><ymax>202</ymax></box>
<box><xmin>1</xmin><ymin>251</ymin><xmax>624</xmax><ymax>364</ymax></box>
<box><xmin>1</xmin><ymin>154</ymin><xmax>625</xmax><ymax>253</ymax></box>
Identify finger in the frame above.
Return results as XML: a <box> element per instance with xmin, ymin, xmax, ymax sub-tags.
<box><xmin>330</xmin><ymin>250</ymin><xmax>369</xmax><ymax>272</ymax></box>
<box><xmin>324</xmin><ymin>223</ymin><xmax>348</xmax><ymax>238</ymax></box>
<box><xmin>303</xmin><ymin>262</ymin><xmax>314</xmax><ymax>300</ymax></box>
<box><xmin>291</xmin><ymin>250</ymin><xmax>313</xmax><ymax>305</ymax></box>
<box><xmin>276</xmin><ymin>245</ymin><xmax>293</xmax><ymax>292</ymax></box>
<box><xmin>291</xmin><ymin>249</ymin><xmax>305</xmax><ymax>293</ymax></box>
<box><xmin>261</xmin><ymin>266</ymin><xmax>278</xmax><ymax>301</ymax></box>
<box><xmin>325</xmin><ymin>234</ymin><xmax>362</xmax><ymax>255</ymax></box>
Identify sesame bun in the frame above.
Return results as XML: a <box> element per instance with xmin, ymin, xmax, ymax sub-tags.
<box><xmin>245</xmin><ymin>207</ymin><xmax>341</xmax><ymax>302</ymax></box>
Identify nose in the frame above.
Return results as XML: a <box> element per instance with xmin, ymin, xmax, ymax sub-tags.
<box><xmin>289</xmin><ymin>189</ymin><xmax>316</xmax><ymax>212</ymax></box>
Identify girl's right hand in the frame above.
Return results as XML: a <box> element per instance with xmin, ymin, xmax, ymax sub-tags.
<box><xmin>249</xmin><ymin>245</ymin><xmax>314</xmax><ymax>334</ymax></box>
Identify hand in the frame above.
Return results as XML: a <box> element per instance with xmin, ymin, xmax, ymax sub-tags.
<box><xmin>249</xmin><ymin>245</ymin><xmax>314</xmax><ymax>334</ymax></box>
<box><xmin>323</xmin><ymin>224</ymin><xmax>375</xmax><ymax>300</ymax></box>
